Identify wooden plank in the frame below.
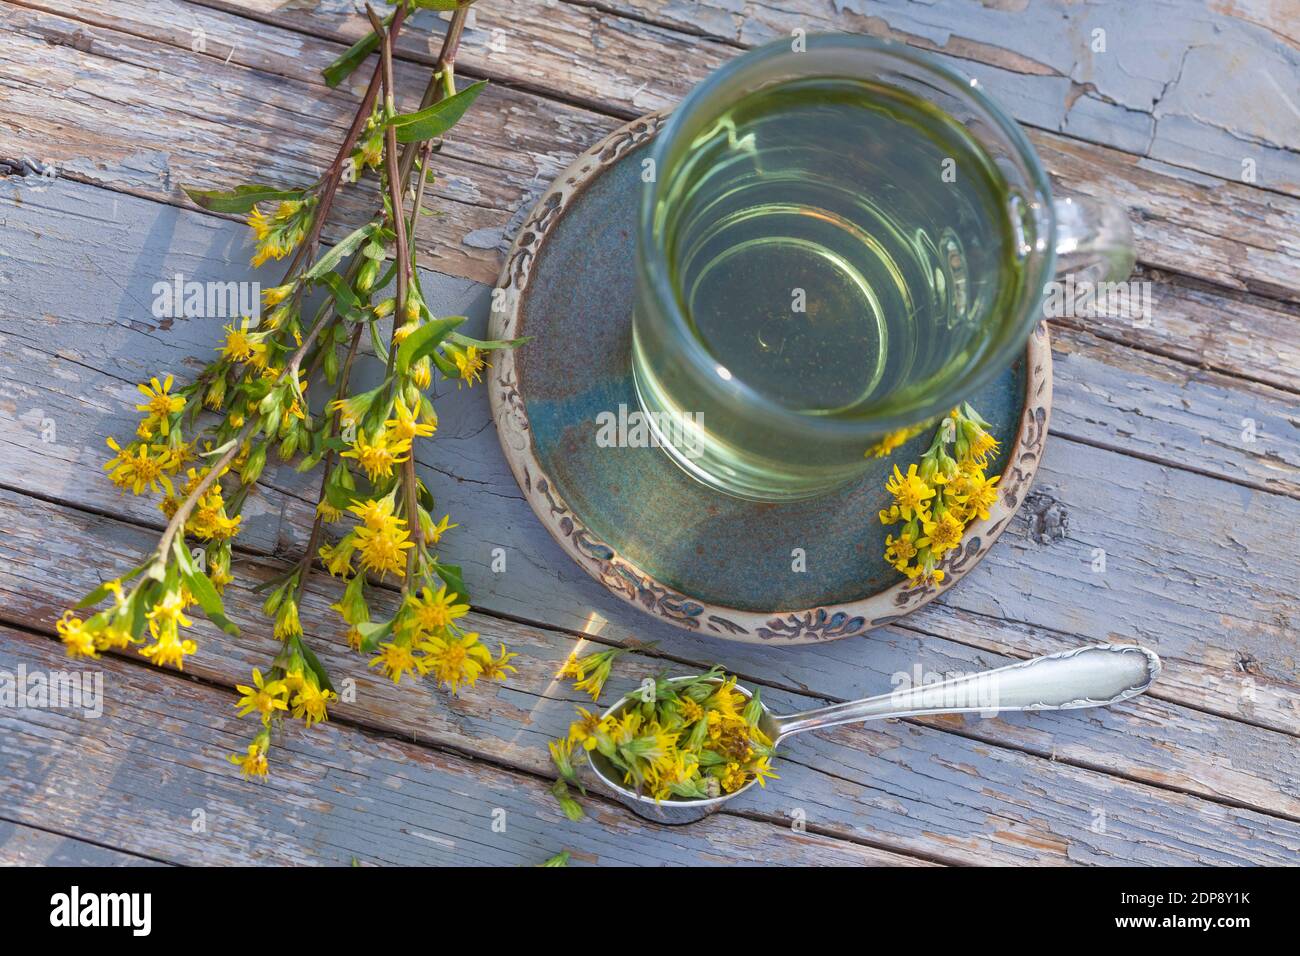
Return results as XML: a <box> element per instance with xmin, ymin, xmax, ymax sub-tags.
<box><xmin>2</xmin><ymin>178</ymin><xmax>1298</xmax><ymax>740</ymax></box>
<box><xmin>0</xmin><ymin>820</ymin><xmax>167</xmax><ymax>865</ymax></box>
<box><xmin>1048</xmin><ymin>326</ymin><xmax>1299</xmax><ymax>496</ymax></box>
<box><xmin>4</xmin><ymin>0</ymin><xmax>1300</xmax><ymax>302</ymax></box>
<box><xmin>3</xmin><ymin>489</ymin><xmax>1299</xmax><ymax>865</ymax></box>
<box><xmin>554</xmin><ymin>0</ymin><xmax>1300</xmax><ymax>197</ymax></box>
<box><xmin>0</xmin><ymin>624</ymin><xmax>929</xmax><ymax>867</ymax></box>
<box><xmin>1059</xmin><ymin>267</ymin><xmax>1300</xmax><ymax>395</ymax></box>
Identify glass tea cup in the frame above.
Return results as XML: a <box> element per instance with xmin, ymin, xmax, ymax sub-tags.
<box><xmin>632</xmin><ymin>33</ymin><xmax>1134</xmax><ymax>501</ymax></box>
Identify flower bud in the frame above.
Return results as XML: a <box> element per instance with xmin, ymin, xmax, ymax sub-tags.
<box><xmin>356</xmin><ymin>257</ymin><xmax>380</xmax><ymax>293</ymax></box>
<box><xmin>242</xmin><ymin>443</ymin><xmax>267</xmax><ymax>485</ymax></box>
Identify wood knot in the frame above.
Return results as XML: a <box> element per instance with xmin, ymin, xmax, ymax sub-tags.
<box><xmin>1024</xmin><ymin>488</ymin><xmax>1069</xmax><ymax>545</ymax></box>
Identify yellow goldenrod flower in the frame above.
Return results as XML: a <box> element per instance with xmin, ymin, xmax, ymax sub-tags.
<box><xmin>261</xmin><ymin>283</ymin><xmax>293</xmax><ymax>308</ymax></box>
<box><xmin>884</xmin><ymin>530</ymin><xmax>919</xmax><ymax>572</ymax></box>
<box><xmin>234</xmin><ymin>667</ymin><xmax>290</xmax><ymax>723</ymax></box>
<box><xmin>558</xmin><ymin>646</ymin><xmax>624</xmax><ymax>702</ymax></box>
<box><xmin>451</xmin><ymin>344</ymin><xmax>487</xmax><ymax>388</ymax></box>
<box><xmin>248</xmin><ymin>201</ymin><xmax>312</xmax><ymax>267</ymax></box>
<box><xmin>248</xmin><ymin>206</ymin><xmax>273</xmax><ymax>242</ymax></box>
<box><xmin>679</xmin><ymin>697</ymin><xmax>703</xmax><ymax>724</ymax></box>
<box><xmin>884</xmin><ymin>463</ymin><xmax>935</xmax><ymax>521</ymax></box>
<box><xmin>104</xmin><ymin>437</ymin><xmax>176</xmax><ymax>497</ymax></box>
<box><xmin>405</xmin><ymin>584</ymin><xmax>469</xmax><ymax>636</ymax></box>
<box><xmin>340</xmin><ymin>429</ymin><xmax>412</xmax><ymax>483</ymax></box>
<box><xmin>56</xmin><ymin>611</ymin><xmax>99</xmax><ymax>659</ymax></box>
<box><xmin>138</xmin><ymin>630</ymin><xmax>198</xmax><ymax>670</ymax></box>
<box><xmin>719</xmin><ymin>762</ymin><xmax>748</xmax><ymax>793</ymax></box>
<box><xmin>567</xmin><ymin>707</ymin><xmax>603</xmax><ymax>750</ymax></box>
<box><xmin>218</xmin><ymin>318</ymin><xmax>266</xmax><ymax>364</ymax></box>
<box><xmin>353</xmin><ymin>519</ymin><xmax>414</xmax><ymax>580</ymax></box>
<box><xmin>749</xmin><ymin>755</ymin><xmax>780</xmax><ymax>788</ymax></box>
<box><xmin>549</xmin><ymin>737</ymin><xmax>580</xmax><ymax>784</ymax></box>
<box><xmin>347</xmin><ymin>494</ymin><xmax>402</xmax><ymax>533</ymax></box>
<box><xmin>426</xmin><ymin>513</ymin><xmax>457</xmax><ymax>544</ymax></box>
<box><xmin>920</xmin><ymin>508</ymin><xmax>965</xmax><ymax>557</ymax></box>
<box><xmin>370</xmin><ymin>641</ymin><xmax>419</xmax><ymax>684</ymax></box>
<box><xmin>146</xmin><ymin>590</ymin><xmax>193</xmax><ymax>631</ymax></box>
<box><xmin>865</xmin><ymin>422</ymin><xmax>925</xmax><ymax>459</ymax></box>
<box><xmin>319</xmin><ymin>535</ymin><xmax>357</xmax><ymax>577</ymax></box>
<box><xmin>961</xmin><ymin>471</ymin><xmax>1001</xmax><ymax>522</ymax></box>
<box><xmin>229</xmin><ymin>739</ymin><xmax>270</xmax><ymax>779</ymax></box>
<box><xmin>418</xmin><ymin>632</ymin><xmax>491</xmax><ymax>693</ymax></box>
<box><xmin>385</xmin><ymin>395</ymin><xmax>435</xmax><ymax>442</ymax></box>
<box><xmin>480</xmin><ymin>644</ymin><xmax>518</xmax><ymax>682</ymax></box>
<box><xmin>95</xmin><ymin>621</ymin><xmax>136</xmax><ymax>653</ymax></box>
<box><xmin>411</xmin><ymin>356</ymin><xmax>432</xmax><ymax>390</ymax></box>
<box><xmin>135</xmin><ymin>375</ymin><xmax>184</xmax><ymax>437</ymax></box>
<box><xmin>274</xmin><ymin>596</ymin><xmax>302</xmax><ymax>639</ymax></box>
<box><xmin>290</xmin><ymin>675</ymin><xmax>335</xmax><ymax>728</ymax></box>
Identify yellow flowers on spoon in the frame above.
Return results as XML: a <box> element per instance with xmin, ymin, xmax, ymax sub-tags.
<box><xmin>553</xmin><ymin>664</ymin><xmax>778</xmax><ymax>812</ymax></box>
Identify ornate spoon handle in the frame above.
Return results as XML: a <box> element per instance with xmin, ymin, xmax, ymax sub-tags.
<box><xmin>770</xmin><ymin>644</ymin><xmax>1160</xmax><ymax>742</ymax></box>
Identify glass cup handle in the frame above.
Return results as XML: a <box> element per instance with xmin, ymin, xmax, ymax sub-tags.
<box><xmin>1052</xmin><ymin>195</ymin><xmax>1136</xmax><ymax>284</ymax></box>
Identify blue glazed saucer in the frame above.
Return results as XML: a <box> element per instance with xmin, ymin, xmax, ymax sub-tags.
<box><xmin>489</xmin><ymin>112</ymin><xmax>1051</xmax><ymax>645</ymax></box>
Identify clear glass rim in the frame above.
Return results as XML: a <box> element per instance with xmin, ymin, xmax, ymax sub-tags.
<box><xmin>638</xmin><ymin>32</ymin><xmax>1057</xmax><ymax>438</ymax></box>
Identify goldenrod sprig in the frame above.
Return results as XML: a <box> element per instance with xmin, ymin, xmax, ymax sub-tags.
<box><xmin>64</xmin><ymin>0</ymin><xmax>520</xmax><ymax>783</ymax></box>
<box><xmin>878</xmin><ymin>403</ymin><xmax>1002</xmax><ymax>587</ymax></box>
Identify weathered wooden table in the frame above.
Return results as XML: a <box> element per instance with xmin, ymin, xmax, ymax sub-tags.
<box><xmin>0</xmin><ymin>0</ymin><xmax>1296</xmax><ymax>866</ymax></box>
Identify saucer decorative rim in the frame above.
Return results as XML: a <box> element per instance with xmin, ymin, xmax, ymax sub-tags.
<box><xmin>488</xmin><ymin>110</ymin><xmax>1052</xmax><ymax>645</ymax></box>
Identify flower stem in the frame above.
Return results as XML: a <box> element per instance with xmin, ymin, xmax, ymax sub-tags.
<box><xmin>366</xmin><ymin>4</ymin><xmax>425</xmax><ymax>584</ymax></box>
<box><xmin>295</xmin><ymin>322</ymin><xmax>366</xmax><ymax>603</ymax></box>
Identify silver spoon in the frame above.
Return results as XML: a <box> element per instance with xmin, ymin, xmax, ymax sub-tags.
<box><xmin>588</xmin><ymin>643</ymin><xmax>1160</xmax><ymax>825</ymax></box>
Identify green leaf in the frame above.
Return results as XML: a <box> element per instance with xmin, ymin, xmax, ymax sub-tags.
<box><xmin>368</xmin><ymin>318</ymin><xmax>390</xmax><ymax>366</ymax></box>
<box><xmin>409</xmin><ymin>0</ymin><xmax>466</xmax><ymax>9</ymax></box>
<box><xmin>292</xmin><ymin>636</ymin><xmax>337</xmax><ymax>695</ymax></box>
<box><xmin>321</xmin><ymin>18</ymin><xmax>388</xmax><ymax>88</ymax></box>
<box><xmin>373</xmin><ymin>258</ymin><xmax>398</xmax><ymax>294</ymax></box>
<box><xmin>431</xmin><ymin>562</ymin><xmax>469</xmax><ymax>604</ymax></box>
<box><xmin>183</xmin><ymin>183</ymin><xmax>306</xmax><ymax>214</ymax></box>
<box><xmin>448</xmin><ymin>330</ymin><xmax>532</xmax><ymax>351</ymax></box>
<box><xmin>301</xmin><ymin>223</ymin><xmax>376</xmax><ymax>282</ymax></box>
<box><xmin>356</xmin><ymin>619</ymin><xmax>394</xmax><ymax>654</ymax></box>
<box><xmin>185</xmin><ymin>567</ymin><xmax>241</xmax><ymax>637</ymax></box>
<box><xmin>129</xmin><ymin>582</ymin><xmax>152</xmax><ymax>638</ymax></box>
<box><xmin>171</xmin><ymin>539</ymin><xmax>240</xmax><ymax>636</ymax></box>
<box><xmin>251</xmin><ymin>568</ymin><xmax>299</xmax><ymax>594</ymax></box>
<box><xmin>391</xmin><ymin>81</ymin><xmax>487</xmax><ymax>144</ymax></box>
<box><xmin>74</xmin><ymin>561</ymin><xmax>151</xmax><ymax>609</ymax></box>
<box><xmin>317</xmin><ymin>271</ymin><xmax>365</xmax><ymax>321</ymax></box>
<box><xmin>324</xmin><ymin>465</ymin><xmax>358</xmax><ymax>512</ymax></box>
<box><xmin>395</xmin><ymin>316</ymin><xmax>466</xmax><ymax>376</ymax></box>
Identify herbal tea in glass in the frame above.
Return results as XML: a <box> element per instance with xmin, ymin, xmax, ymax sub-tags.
<box><xmin>633</xmin><ymin>35</ymin><xmax>1133</xmax><ymax>500</ymax></box>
